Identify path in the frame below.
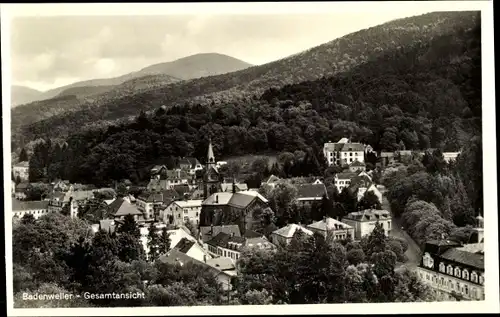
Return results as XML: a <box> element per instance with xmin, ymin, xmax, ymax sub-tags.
<box><xmin>380</xmin><ymin>190</ymin><xmax>421</xmax><ymax>272</ymax></box>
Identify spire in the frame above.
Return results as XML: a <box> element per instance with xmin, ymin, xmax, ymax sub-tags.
<box><xmin>207</xmin><ymin>138</ymin><xmax>215</xmax><ymax>164</ymax></box>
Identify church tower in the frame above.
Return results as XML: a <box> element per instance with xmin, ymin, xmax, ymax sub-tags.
<box><xmin>203</xmin><ymin>139</ymin><xmax>221</xmax><ymax>199</ymax></box>
<box><xmin>473</xmin><ymin>213</ymin><xmax>484</xmax><ymax>243</ymax></box>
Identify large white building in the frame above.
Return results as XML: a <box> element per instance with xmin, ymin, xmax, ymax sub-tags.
<box><xmin>341</xmin><ymin>209</ymin><xmax>392</xmax><ymax>240</ymax></box>
<box><xmin>323</xmin><ymin>138</ymin><xmax>365</xmax><ymax>166</ymax></box>
<box><xmin>162</xmin><ymin>199</ymin><xmax>203</xmax><ymax>226</ymax></box>
<box><xmin>307</xmin><ymin>217</ymin><xmax>355</xmax><ymax>241</ymax></box>
<box><xmin>13</xmin><ymin>161</ymin><xmax>29</xmax><ymax>182</ymax></box>
<box><xmin>12</xmin><ymin>199</ymin><xmax>50</xmax><ymax>220</ymax></box>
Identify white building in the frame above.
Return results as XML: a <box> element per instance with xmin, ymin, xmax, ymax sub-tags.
<box><xmin>12</xmin><ymin>199</ymin><xmax>50</xmax><ymax>220</ymax></box>
<box><xmin>341</xmin><ymin>209</ymin><xmax>392</xmax><ymax>240</ymax></box>
<box><xmin>443</xmin><ymin>152</ymin><xmax>461</xmax><ymax>163</ymax></box>
<box><xmin>417</xmin><ymin>239</ymin><xmax>484</xmax><ymax>301</ymax></box>
<box><xmin>323</xmin><ymin>138</ymin><xmax>365</xmax><ymax>166</ymax></box>
<box><xmin>270</xmin><ymin>223</ymin><xmax>313</xmax><ymax>246</ymax></box>
<box><xmin>162</xmin><ymin>199</ymin><xmax>203</xmax><ymax>226</ymax></box>
<box><xmin>307</xmin><ymin>217</ymin><xmax>355</xmax><ymax>241</ymax></box>
<box><xmin>334</xmin><ymin>172</ymin><xmax>358</xmax><ymax>192</ymax></box>
<box><xmin>13</xmin><ymin>161</ymin><xmax>29</xmax><ymax>182</ymax></box>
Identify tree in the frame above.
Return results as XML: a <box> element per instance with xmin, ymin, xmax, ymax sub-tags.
<box><xmin>347</xmin><ymin>248</ymin><xmax>366</xmax><ymax>265</ymax></box>
<box><xmin>117</xmin><ymin>214</ymin><xmax>140</xmax><ymax>239</ymax></box>
<box><xmin>21</xmin><ymin>213</ymin><xmax>36</xmax><ymax>225</ymax></box>
<box><xmin>19</xmin><ymin>147</ymin><xmax>29</xmax><ymax>162</ymax></box>
<box><xmin>358</xmin><ymin>191</ymin><xmax>382</xmax><ymax>210</ymax></box>
<box><xmin>158</xmin><ymin>227</ymin><xmax>171</xmax><ymax>255</ymax></box>
<box><xmin>147</xmin><ymin>223</ymin><xmax>161</xmax><ymax>262</ymax></box>
<box><xmin>364</xmin><ymin>222</ymin><xmax>387</xmax><ymax>257</ymax></box>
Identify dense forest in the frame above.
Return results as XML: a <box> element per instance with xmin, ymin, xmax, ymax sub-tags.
<box><xmin>13</xmin><ymin>11</ymin><xmax>479</xmax><ymax>148</ymax></box>
<box><xmin>24</xmin><ymin>17</ymin><xmax>481</xmax><ymax>190</ymax></box>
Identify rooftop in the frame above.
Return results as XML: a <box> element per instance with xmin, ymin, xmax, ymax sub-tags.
<box><xmin>343</xmin><ymin>209</ymin><xmax>391</xmax><ymax>222</ymax></box>
<box><xmin>272</xmin><ymin>223</ymin><xmax>313</xmax><ymax>238</ymax></box>
<box><xmin>174</xmin><ymin>199</ymin><xmax>203</xmax><ymax>208</ymax></box>
<box><xmin>335</xmin><ymin>172</ymin><xmax>358</xmax><ymax>180</ymax></box>
<box><xmin>13</xmin><ymin>161</ymin><xmax>29</xmax><ymax>168</ymax></box>
<box><xmin>441</xmin><ymin>248</ymin><xmax>484</xmax><ymax>270</ymax></box>
<box><xmin>296</xmin><ymin>183</ymin><xmax>327</xmax><ymax>200</ymax></box>
<box><xmin>307</xmin><ymin>217</ymin><xmax>353</xmax><ymax>231</ymax></box>
<box><xmin>203</xmin><ymin>191</ymin><xmax>268</xmax><ymax>208</ymax></box>
<box><xmin>107</xmin><ymin>198</ymin><xmax>142</xmax><ymax>217</ymax></box>
<box><xmin>174</xmin><ymin>237</ymin><xmax>196</xmax><ymax>254</ymax></box>
<box><xmin>12</xmin><ymin>199</ymin><xmax>49</xmax><ymax>211</ymax></box>
<box><xmin>199</xmin><ymin>225</ymin><xmax>241</xmax><ymax>243</ymax></box>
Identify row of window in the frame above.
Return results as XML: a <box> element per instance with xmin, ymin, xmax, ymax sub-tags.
<box><xmin>422</xmin><ymin>272</ymin><xmax>484</xmax><ymax>300</ymax></box>
<box><xmin>336</xmin><ymin>180</ymin><xmax>352</xmax><ymax>185</ymax></box>
<box><xmin>439</xmin><ymin>262</ymin><xmax>484</xmax><ymax>284</ymax></box>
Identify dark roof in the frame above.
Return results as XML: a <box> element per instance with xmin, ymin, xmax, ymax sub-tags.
<box><xmin>174</xmin><ymin>237</ymin><xmax>196</xmax><ymax>253</ymax></box>
<box><xmin>296</xmin><ymin>184</ymin><xmax>327</xmax><ymax>199</ymax></box>
<box><xmin>441</xmin><ymin>248</ymin><xmax>484</xmax><ymax>270</ymax></box>
<box><xmin>343</xmin><ymin>209</ymin><xmax>391</xmax><ymax>222</ymax></box>
<box><xmin>335</xmin><ymin>172</ymin><xmax>358</xmax><ymax>180</ymax></box>
<box><xmin>107</xmin><ymin>198</ymin><xmax>142</xmax><ymax>217</ymax></box>
<box><xmin>150</xmin><ymin>165</ymin><xmax>166</xmax><ymax>174</ymax></box>
<box><xmin>340</xmin><ymin>143</ymin><xmax>365</xmax><ymax>152</ymax></box>
<box><xmin>16</xmin><ymin>182</ymin><xmax>30</xmax><ymax>190</ymax></box>
<box><xmin>179</xmin><ymin>157</ymin><xmax>200</xmax><ymax>168</ymax></box>
<box><xmin>423</xmin><ymin>240</ymin><xmax>462</xmax><ymax>256</ymax></box>
<box><xmin>348</xmin><ymin>175</ymin><xmax>373</xmax><ymax>193</ymax></box>
<box><xmin>173</xmin><ymin>184</ymin><xmax>190</xmax><ymax>196</ymax></box>
<box><xmin>137</xmin><ymin>189</ymin><xmax>179</xmax><ymax>203</ymax></box>
<box><xmin>349</xmin><ymin>160</ymin><xmax>366</xmax><ymax>167</ymax></box>
<box><xmin>199</xmin><ymin>225</ymin><xmax>241</xmax><ymax>243</ymax></box>
<box><xmin>207</xmin><ymin>230</ymin><xmax>272</xmax><ymax>250</ymax></box>
<box><xmin>206</xmin><ymin>232</ymin><xmax>232</xmax><ymax>248</ymax></box>
<box><xmin>158</xmin><ymin>249</ymin><xmax>221</xmax><ymax>276</ymax></box>
<box><xmin>12</xmin><ymin>200</ymin><xmax>49</xmax><ymax>211</ymax></box>
<box><xmin>244</xmin><ymin>229</ymin><xmax>265</xmax><ymax>239</ymax></box>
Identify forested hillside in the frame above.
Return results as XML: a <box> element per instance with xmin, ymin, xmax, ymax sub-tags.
<box><xmin>14</xmin><ymin>11</ymin><xmax>479</xmax><ymax>147</ymax></box>
<box><xmin>25</xmin><ymin>16</ymin><xmax>481</xmax><ymax>190</ymax></box>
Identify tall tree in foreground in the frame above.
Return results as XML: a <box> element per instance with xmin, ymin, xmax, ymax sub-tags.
<box><xmin>117</xmin><ymin>214</ymin><xmax>141</xmax><ymax>239</ymax></box>
<box><xmin>147</xmin><ymin>223</ymin><xmax>160</xmax><ymax>262</ymax></box>
<box><xmin>158</xmin><ymin>227</ymin><xmax>171</xmax><ymax>255</ymax></box>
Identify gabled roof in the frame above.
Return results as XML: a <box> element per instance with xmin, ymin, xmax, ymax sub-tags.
<box><xmin>296</xmin><ymin>184</ymin><xmax>327</xmax><ymax>200</ymax></box>
<box><xmin>179</xmin><ymin>157</ymin><xmax>201</xmax><ymax>168</ymax></box>
<box><xmin>205</xmin><ymin>257</ymin><xmax>236</xmax><ymax>272</ymax></box>
<box><xmin>107</xmin><ymin>198</ymin><xmax>142</xmax><ymax>217</ymax></box>
<box><xmin>348</xmin><ymin>175</ymin><xmax>374</xmax><ymax>193</ymax></box>
<box><xmin>221</xmin><ymin>183</ymin><xmax>249</xmax><ymax>192</ymax></box>
<box><xmin>150</xmin><ymin>165</ymin><xmax>166</xmax><ymax>174</ymax></box>
<box><xmin>340</xmin><ymin>143</ymin><xmax>365</xmax><ymax>152</ymax></box>
<box><xmin>199</xmin><ymin>225</ymin><xmax>241</xmax><ymax>243</ymax></box>
<box><xmin>173</xmin><ymin>184</ymin><xmax>191</xmax><ymax>196</ymax></box>
<box><xmin>441</xmin><ymin>248</ymin><xmax>484</xmax><ymax>270</ymax></box>
<box><xmin>15</xmin><ymin>182</ymin><xmax>30</xmax><ymax>190</ymax></box>
<box><xmin>174</xmin><ymin>199</ymin><xmax>203</xmax><ymax>208</ymax></box>
<box><xmin>272</xmin><ymin>224</ymin><xmax>313</xmax><ymax>238</ymax></box>
<box><xmin>307</xmin><ymin>217</ymin><xmax>353</xmax><ymax>231</ymax></box>
<box><xmin>203</xmin><ymin>191</ymin><xmax>268</xmax><ymax>208</ymax></box>
<box><xmin>67</xmin><ymin>190</ymin><xmax>95</xmax><ymax>202</ymax></box>
<box><xmin>343</xmin><ymin>209</ymin><xmax>391</xmax><ymax>222</ymax></box>
<box><xmin>174</xmin><ymin>237</ymin><xmax>196</xmax><ymax>253</ymax></box>
<box><xmin>12</xmin><ymin>200</ymin><xmax>49</xmax><ymax>211</ymax></box>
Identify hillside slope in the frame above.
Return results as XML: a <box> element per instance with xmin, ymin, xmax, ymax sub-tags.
<box><xmin>26</xmin><ymin>15</ymin><xmax>481</xmax><ymax>185</ymax></box>
<box><xmin>16</xmin><ymin>11</ymin><xmax>480</xmax><ymax>145</ymax></box>
<box><xmin>11</xmin><ymin>86</ymin><xmax>43</xmax><ymax>107</ymax></box>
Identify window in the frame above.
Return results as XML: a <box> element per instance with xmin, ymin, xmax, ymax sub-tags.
<box><xmin>184</xmin><ymin>210</ymin><xmax>188</xmax><ymax>214</ymax></box>
<box><xmin>196</xmin><ymin>212</ymin><xmax>199</xmax><ymax>216</ymax></box>
<box><xmin>463</xmin><ymin>269</ymin><xmax>469</xmax><ymax>280</ymax></box>
<box><xmin>455</xmin><ymin>267</ymin><xmax>461</xmax><ymax>278</ymax></box>
<box><xmin>471</xmin><ymin>271</ymin><xmax>478</xmax><ymax>283</ymax></box>
<box><xmin>350</xmin><ymin>153</ymin><xmax>353</xmax><ymax>157</ymax></box>
<box><xmin>426</xmin><ymin>274</ymin><xmax>429</xmax><ymax>280</ymax></box>
<box><xmin>472</xmin><ymin>288</ymin><xmax>477</xmax><ymax>299</ymax></box>
<box><xmin>447</xmin><ymin>265</ymin><xmax>453</xmax><ymax>275</ymax></box>
<box><xmin>479</xmin><ymin>274</ymin><xmax>484</xmax><ymax>285</ymax></box>
<box><xmin>449</xmin><ymin>280</ymin><xmax>454</xmax><ymax>290</ymax></box>
<box><xmin>439</xmin><ymin>262</ymin><xmax>446</xmax><ymax>273</ymax></box>
<box><xmin>464</xmin><ymin>285</ymin><xmax>469</xmax><ymax>295</ymax></box>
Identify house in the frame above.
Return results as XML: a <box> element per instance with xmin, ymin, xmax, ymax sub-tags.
<box><xmin>147</xmin><ymin>168</ymin><xmax>194</xmax><ymax>191</ymax></box>
<box><xmin>220</xmin><ymin>182</ymin><xmax>249</xmax><ymax>193</ymax></box>
<box><xmin>198</xmin><ymin>224</ymin><xmax>242</xmax><ymax>246</ymax></box>
<box><xmin>348</xmin><ymin>160</ymin><xmax>366</xmax><ymax>173</ymax></box>
<box><xmin>173</xmin><ymin>184</ymin><xmax>192</xmax><ymax>197</ymax></box>
<box><xmin>14</xmin><ymin>182</ymin><xmax>30</xmax><ymax>200</ymax></box>
<box><xmin>263</xmin><ymin>174</ymin><xmax>281</xmax><ymax>189</ymax></box>
<box><xmin>364</xmin><ymin>144</ymin><xmax>375</xmax><ymax>155</ymax></box>
<box><xmin>52</xmin><ymin>180</ymin><xmax>71</xmax><ymax>192</ymax></box>
<box><xmin>12</xmin><ymin>199</ymin><xmax>50</xmax><ymax>220</ymax></box>
<box><xmin>179</xmin><ymin>157</ymin><xmax>203</xmax><ymax>175</ymax></box>
<box><xmin>380</xmin><ymin>152</ymin><xmax>396</xmax><ymax>167</ymax></box>
<box><xmin>307</xmin><ymin>217</ymin><xmax>355</xmax><ymax>241</ymax></box>
<box><xmin>172</xmin><ymin>237</ymin><xmax>212</xmax><ymax>263</ymax></box>
<box><xmin>347</xmin><ymin>175</ymin><xmax>383</xmax><ymax>203</ymax></box>
<box><xmin>341</xmin><ymin>209</ymin><xmax>392</xmax><ymax>240</ymax></box>
<box><xmin>417</xmin><ymin>239</ymin><xmax>484</xmax><ymax>301</ymax></box>
<box><xmin>48</xmin><ymin>189</ymin><xmax>95</xmax><ymax>218</ymax></box>
<box><xmin>158</xmin><ymin>249</ymin><xmax>235</xmax><ymax>291</ymax></box>
<box><xmin>98</xmin><ymin>219</ymin><xmax>116</xmax><ymax>233</ymax></box>
<box><xmin>13</xmin><ymin>161</ymin><xmax>29</xmax><ymax>181</ymax></box>
<box><xmin>323</xmin><ymin>138</ymin><xmax>365</xmax><ymax>167</ymax></box>
<box><xmin>200</xmin><ymin>190</ymin><xmax>270</xmax><ymax>234</ymax></box>
<box><xmin>206</xmin><ymin>230</ymin><xmax>275</xmax><ymax>261</ymax></box>
<box><xmin>295</xmin><ymin>183</ymin><xmax>328</xmax><ymax>205</ymax></box>
<box><xmin>136</xmin><ymin>189</ymin><xmax>180</xmax><ymax>220</ymax></box>
<box><xmin>162</xmin><ymin>199</ymin><xmax>203</xmax><ymax>226</ymax></box>
<box><xmin>270</xmin><ymin>223</ymin><xmax>313</xmax><ymax>246</ymax></box>
<box><xmin>216</xmin><ymin>161</ymin><xmax>228</xmax><ymax>169</ymax></box>
<box><xmin>312</xmin><ymin>179</ymin><xmax>323</xmax><ymax>185</ymax></box>
<box><xmin>333</xmin><ymin>172</ymin><xmax>358</xmax><ymax>192</ymax></box>
<box><xmin>443</xmin><ymin>152</ymin><xmax>461</xmax><ymax>163</ymax></box>
<box><xmin>107</xmin><ymin>197</ymin><xmax>143</xmax><ymax>221</ymax></box>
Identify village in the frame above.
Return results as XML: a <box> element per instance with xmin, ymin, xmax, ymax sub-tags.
<box><xmin>11</xmin><ymin>137</ymin><xmax>484</xmax><ymax>302</ymax></box>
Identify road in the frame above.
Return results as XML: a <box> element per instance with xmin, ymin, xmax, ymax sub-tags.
<box><xmin>380</xmin><ymin>191</ymin><xmax>421</xmax><ymax>272</ymax></box>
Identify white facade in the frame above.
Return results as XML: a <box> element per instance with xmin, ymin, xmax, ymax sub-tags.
<box><xmin>13</xmin><ymin>207</ymin><xmax>50</xmax><ymax>220</ymax></box>
<box><xmin>357</xmin><ymin>184</ymin><xmax>383</xmax><ymax>203</ymax></box>
<box><xmin>324</xmin><ymin>139</ymin><xmax>365</xmax><ymax>167</ymax></box>
<box><xmin>341</xmin><ymin>210</ymin><xmax>392</xmax><ymax>240</ymax></box>
<box><xmin>13</xmin><ymin>162</ymin><xmax>29</xmax><ymax>181</ymax></box>
<box><xmin>162</xmin><ymin>200</ymin><xmax>202</xmax><ymax>226</ymax></box>
<box><xmin>334</xmin><ymin>175</ymin><xmax>355</xmax><ymax>192</ymax></box>
<box><xmin>443</xmin><ymin>152</ymin><xmax>461</xmax><ymax>163</ymax></box>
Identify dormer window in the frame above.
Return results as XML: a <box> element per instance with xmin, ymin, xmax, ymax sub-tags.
<box><xmin>439</xmin><ymin>262</ymin><xmax>446</xmax><ymax>273</ymax></box>
<box><xmin>423</xmin><ymin>253</ymin><xmax>434</xmax><ymax>268</ymax></box>
<box><xmin>454</xmin><ymin>267</ymin><xmax>461</xmax><ymax>278</ymax></box>
<box><xmin>471</xmin><ymin>271</ymin><xmax>478</xmax><ymax>283</ymax></box>
<box><xmin>462</xmin><ymin>269</ymin><xmax>469</xmax><ymax>280</ymax></box>
<box><xmin>479</xmin><ymin>274</ymin><xmax>484</xmax><ymax>285</ymax></box>
<box><xmin>447</xmin><ymin>265</ymin><xmax>453</xmax><ymax>275</ymax></box>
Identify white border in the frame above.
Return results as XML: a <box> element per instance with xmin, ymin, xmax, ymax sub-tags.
<box><xmin>2</xmin><ymin>1</ymin><xmax>498</xmax><ymax>315</ymax></box>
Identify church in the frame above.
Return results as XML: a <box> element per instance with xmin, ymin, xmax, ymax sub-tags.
<box><xmin>202</xmin><ymin>139</ymin><xmax>223</xmax><ymax>199</ymax></box>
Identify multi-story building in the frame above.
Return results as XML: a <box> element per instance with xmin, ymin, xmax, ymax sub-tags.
<box><xmin>162</xmin><ymin>199</ymin><xmax>203</xmax><ymax>226</ymax></box>
<box><xmin>178</xmin><ymin>157</ymin><xmax>204</xmax><ymax>175</ymax></box>
<box><xmin>14</xmin><ymin>182</ymin><xmax>30</xmax><ymax>200</ymax></box>
<box><xmin>136</xmin><ymin>189</ymin><xmax>179</xmax><ymax>220</ymax></box>
<box><xmin>295</xmin><ymin>183</ymin><xmax>328</xmax><ymax>205</ymax></box>
<box><xmin>12</xmin><ymin>199</ymin><xmax>50</xmax><ymax>220</ymax></box>
<box><xmin>323</xmin><ymin>138</ymin><xmax>365</xmax><ymax>167</ymax></box>
<box><xmin>13</xmin><ymin>161</ymin><xmax>29</xmax><ymax>182</ymax></box>
<box><xmin>347</xmin><ymin>175</ymin><xmax>383</xmax><ymax>203</ymax></box>
<box><xmin>333</xmin><ymin>172</ymin><xmax>358</xmax><ymax>192</ymax></box>
<box><xmin>206</xmin><ymin>230</ymin><xmax>275</xmax><ymax>261</ymax></box>
<box><xmin>417</xmin><ymin>239</ymin><xmax>484</xmax><ymax>301</ymax></box>
<box><xmin>307</xmin><ymin>217</ymin><xmax>355</xmax><ymax>241</ymax></box>
<box><xmin>147</xmin><ymin>165</ymin><xmax>195</xmax><ymax>191</ymax></box>
<box><xmin>341</xmin><ymin>209</ymin><xmax>392</xmax><ymax>240</ymax></box>
<box><xmin>348</xmin><ymin>160</ymin><xmax>366</xmax><ymax>173</ymax></box>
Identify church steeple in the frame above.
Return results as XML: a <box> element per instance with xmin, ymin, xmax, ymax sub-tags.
<box><xmin>207</xmin><ymin>138</ymin><xmax>215</xmax><ymax>165</ymax></box>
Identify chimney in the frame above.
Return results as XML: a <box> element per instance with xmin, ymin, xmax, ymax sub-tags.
<box><xmin>215</xmin><ymin>195</ymin><xmax>219</xmax><ymax>204</ymax></box>
<box><xmin>211</xmin><ymin>223</ymin><xmax>214</xmax><ymax>235</ymax></box>
<box><xmin>203</xmin><ymin>255</ymin><xmax>207</xmax><ymax>263</ymax></box>
<box><xmin>323</xmin><ymin>216</ymin><xmax>327</xmax><ymax>223</ymax></box>
<box><xmin>232</xmin><ymin>232</ymin><xmax>235</xmax><ymax>237</ymax></box>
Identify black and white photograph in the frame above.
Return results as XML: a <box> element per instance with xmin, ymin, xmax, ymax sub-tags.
<box><xmin>2</xmin><ymin>1</ymin><xmax>498</xmax><ymax>315</ymax></box>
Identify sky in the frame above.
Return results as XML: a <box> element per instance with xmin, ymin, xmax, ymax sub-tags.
<box><xmin>5</xmin><ymin>3</ymin><xmax>452</xmax><ymax>91</ymax></box>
